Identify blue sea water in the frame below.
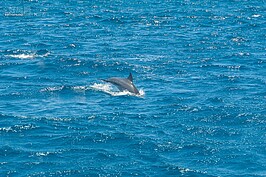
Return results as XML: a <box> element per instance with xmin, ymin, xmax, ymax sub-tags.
<box><xmin>0</xmin><ymin>0</ymin><xmax>265</xmax><ymax>176</ymax></box>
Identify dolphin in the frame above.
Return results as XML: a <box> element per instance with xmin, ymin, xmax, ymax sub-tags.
<box><xmin>101</xmin><ymin>73</ymin><xmax>140</xmax><ymax>95</ymax></box>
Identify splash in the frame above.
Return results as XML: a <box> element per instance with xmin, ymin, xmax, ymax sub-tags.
<box><xmin>90</xmin><ymin>83</ymin><xmax>145</xmax><ymax>97</ymax></box>
<box><xmin>72</xmin><ymin>86</ymin><xmax>89</xmax><ymax>91</ymax></box>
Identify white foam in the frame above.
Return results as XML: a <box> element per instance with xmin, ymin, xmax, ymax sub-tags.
<box><xmin>252</xmin><ymin>14</ymin><xmax>261</xmax><ymax>18</ymax></box>
<box><xmin>4</xmin><ymin>13</ymin><xmax>24</xmax><ymax>17</ymax></box>
<box><xmin>36</xmin><ymin>152</ymin><xmax>48</xmax><ymax>156</ymax></box>
<box><xmin>72</xmin><ymin>86</ymin><xmax>90</xmax><ymax>93</ymax></box>
<box><xmin>7</xmin><ymin>50</ymin><xmax>50</xmax><ymax>59</ymax></box>
<box><xmin>9</xmin><ymin>53</ymin><xmax>35</xmax><ymax>59</ymax></box>
<box><xmin>72</xmin><ymin>86</ymin><xmax>88</xmax><ymax>91</ymax></box>
<box><xmin>90</xmin><ymin>83</ymin><xmax>145</xmax><ymax>97</ymax></box>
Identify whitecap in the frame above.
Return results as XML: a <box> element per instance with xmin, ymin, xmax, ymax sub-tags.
<box><xmin>0</xmin><ymin>127</ymin><xmax>12</xmax><ymax>132</ymax></box>
<box><xmin>8</xmin><ymin>53</ymin><xmax>35</xmax><ymax>59</ymax></box>
<box><xmin>35</xmin><ymin>152</ymin><xmax>54</xmax><ymax>157</ymax></box>
<box><xmin>4</xmin><ymin>13</ymin><xmax>24</xmax><ymax>17</ymax></box>
<box><xmin>7</xmin><ymin>49</ymin><xmax>50</xmax><ymax>59</ymax></box>
<box><xmin>252</xmin><ymin>14</ymin><xmax>261</xmax><ymax>18</ymax></box>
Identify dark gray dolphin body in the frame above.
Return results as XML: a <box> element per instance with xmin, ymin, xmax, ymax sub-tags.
<box><xmin>101</xmin><ymin>73</ymin><xmax>140</xmax><ymax>95</ymax></box>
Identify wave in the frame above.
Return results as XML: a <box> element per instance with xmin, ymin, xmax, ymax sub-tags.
<box><xmin>40</xmin><ymin>86</ymin><xmax>65</xmax><ymax>92</ymax></box>
<box><xmin>0</xmin><ymin>124</ymin><xmax>37</xmax><ymax>133</ymax></box>
<box><xmin>5</xmin><ymin>49</ymin><xmax>50</xmax><ymax>59</ymax></box>
<box><xmin>90</xmin><ymin>83</ymin><xmax>145</xmax><ymax>97</ymax></box>
<box><xmin>8</xmin><ymin>53</ymin><xmax>35</xmax><ymax>59</ymax></box>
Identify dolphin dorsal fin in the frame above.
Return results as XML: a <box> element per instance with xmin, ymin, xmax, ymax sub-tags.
<box><xmin>128</xmin><ymin>73</ymin><xmax>133</xmax><ymax>82</ymax></box>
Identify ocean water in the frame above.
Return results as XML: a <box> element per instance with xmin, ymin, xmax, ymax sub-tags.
<box><xmin>0</xmin><ymin>0</ymin><xmax>265</xmax><ymax>176</ymax></box>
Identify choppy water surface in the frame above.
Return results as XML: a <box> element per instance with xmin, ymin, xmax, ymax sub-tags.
<box><xmin>0</xmin><ymin>0</ymin><xmax>265</xmax><ymax>176</ymax></box>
